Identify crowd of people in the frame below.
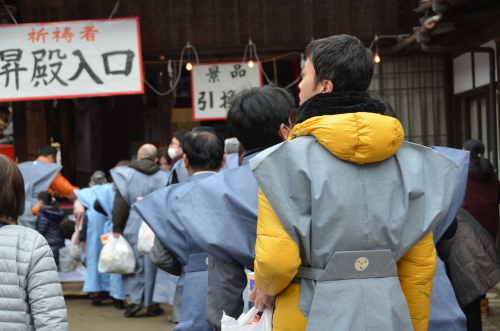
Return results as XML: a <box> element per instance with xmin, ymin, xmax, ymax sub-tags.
<box><xmin>1</xmin><ymin>34</ymin><xmax>500</xmax><ymax>331</ymax></box>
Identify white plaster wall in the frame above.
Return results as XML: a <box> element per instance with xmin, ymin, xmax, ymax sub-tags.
<box><xmin>453</xmin><ymin>52</ymin><xmax>473</xmax><ymax>94</ymax></box>
<box><xmin>475</xmin><ymin>40</ymin><xmax>497</xmax><ymax>88</ymax></box>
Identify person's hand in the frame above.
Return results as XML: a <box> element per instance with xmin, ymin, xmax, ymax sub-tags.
<box><xmin>73</xmin><ymin>199</ymin><xmax>85</xmax><ymax>229</ymax></box>
<box><xmin>250</xmin><ymin>288</ymin><xmax>275</xmax><ymax>312</ymax></box>
<box><xmin>113</xmin><ymin>232</ymin><xmax>121</xmax><ymax>239</ymax></box>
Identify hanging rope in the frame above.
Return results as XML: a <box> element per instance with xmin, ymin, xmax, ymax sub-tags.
<box><xmin>145</xmin><ymin>41</ymin><xmax>301</xmax><ymax>96</ymax></box>
<box><xmin>1</xmin><ymin>0</ymin><xmax>17</xmax><ymax>25</ymax></box>
<box><xmin>108</xmin><ymin>0</ymin><xmax>120</xmax><ymax>20</ymax></box>
<box><xmin>144</xmin><ymin>43</ymin><xmax>200</xmax><ymax>96</ymax></box>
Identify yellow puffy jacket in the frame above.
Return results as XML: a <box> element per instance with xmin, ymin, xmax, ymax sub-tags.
<box><xmin>254</xmin><ymin>113</ymin><xmax>437</xmax><ymax>331</ymax></box>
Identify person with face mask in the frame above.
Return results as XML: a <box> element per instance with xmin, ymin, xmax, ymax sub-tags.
<box><xmin>173</xmin><ymin>85</ymin><xmax>293</xmax><ymax>330</ymax></box>
<box><xmin>167</xmin><ymin>130</ymin><xmax>190</xmax><ymax>185</ymax></box>
<box><xmin>249</xmin><ymin>35</ymin><xmax>460</xmax><ymax>331</ymax></box>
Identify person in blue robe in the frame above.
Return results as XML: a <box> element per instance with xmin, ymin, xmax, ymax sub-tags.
<box><xmin>18</xmin><ymin>154</ymin><xmax>62</xmax><ymax>229</ymax></box>
<box><xmin>133</xmin><ymin>127</ymin><xmax>226</xmax><ymax>331</ymax></box>
<box><xmin>73</xmin><ymin>171</ymin><xmax>110</xmax><ymax>305</ymax></box>
<box><xmin>173</xmin><ymin>86</ymin><xmax>295</xmax><ymax>330</ymax></box>
<box><xmin>91</xmin><ymin>173</ymin><xmax>127</xmax><ymax>309</ymax></box>
<box><xmin>110</xmin><ymin>144</ymin><xmax>170</xmax><ymax>317</ymax></box>
<box><xmin>167</xmin><ymin>130</ymin><xmax>190</xmax><ymax>185</ymax></box>
<box><xmin>428</xmin><ymin>146</ymin><xmax>469</xmax><ymax>331</ymax></box>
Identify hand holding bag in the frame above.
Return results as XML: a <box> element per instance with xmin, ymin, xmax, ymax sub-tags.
<box><xmin>221</xmin><ymin>307</ymin><xmax>272</xmax><ymax>331</ymax></box>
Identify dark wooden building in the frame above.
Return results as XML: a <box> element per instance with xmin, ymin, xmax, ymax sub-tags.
<box><xmin>1</xmin><ymin>0</ymin><xmax>500</xmax><ymax>186</ymax></box>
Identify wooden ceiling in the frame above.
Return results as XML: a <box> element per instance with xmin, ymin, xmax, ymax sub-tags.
<box><xmin>14</xmin><ymin>0</ymin><xmax>421</xmax><ymax>61</ymax></box>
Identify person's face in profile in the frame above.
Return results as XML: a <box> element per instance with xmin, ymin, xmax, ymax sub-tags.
<box><xmin>298</xmin><ymin>59</ymin><xmax>324</xmax><ymax>106</ymax></box>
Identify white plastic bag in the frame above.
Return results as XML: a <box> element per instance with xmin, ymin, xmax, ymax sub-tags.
<box><xmin>137</xmin><ymin>221</ymin><xmax>155</xmax><ymax>254</ymax></box>
<box><xmin>98</xmin><ymin>235</ymin><xmax>136</xmax><ymax>274</ymax></box>
<box><xmin>221</xmin><ymin>307</ymin><xmax>272</xmax><ymax>331</ymax></box>
<box><xmin>59</xmin><ymin>246</ymin><xmax>78</xmax><ymax>273</ymax></box>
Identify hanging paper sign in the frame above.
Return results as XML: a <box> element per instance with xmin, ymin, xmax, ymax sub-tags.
<box><xmin>0</xmin><ymin>17</ymin><xmax>143</xmax><ymax>101</ymax></box>
<box><xmin>191</xmin><ymin>62</ymin><xmax>263</xmax><ymax>121</ymax></box>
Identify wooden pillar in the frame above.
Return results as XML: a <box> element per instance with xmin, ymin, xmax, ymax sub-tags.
<box><xmin>157</xmin><ymin>64</ymin><xmax>175</xmax><ymax>147</ymax></box>
<box><xmin>12</xmin><ymin>100</ymin><xmax>51</xmax><ymax>162</ymax></box>
<box><xmin>443</xmin><ymin>53</ymin><xmax>456</xmax><ymax>148</ymax></box>
<box><xmin>12</xmin><ymin>102</ymin><xmax>27</xmax><ymax>162</ymax></box>
<box><xmin>496</xmin><ymin>40</ymin><xmax>500</xmax><ymax>172</ymax></box>
<box><xmin>57</xmin><ymin>99</ymin><xmax>73</xmax><ymax>183</ymax></box>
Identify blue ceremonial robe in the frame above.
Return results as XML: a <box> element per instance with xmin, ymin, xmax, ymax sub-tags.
<box><xmin>92</xmin><ymin>183</ymin><xmax>126</xmax><ymax>301</ymax></box>
<box><xmin>133</xmin><ymin>173</ymin><xmax>214</xmax><ymax>331</ymax></box>
<box><xmin>75</xmin><ymin>185</ymin><xmax>110</xmax><ymax>293</ymax></box>
<box><xmin>18</xmin><ymin>160</ymin><xmax>61</xmax><ymax>229</ymax></box>
<box><xmin>221</xmin><ymin>153</ymin><xmax>239</xmax><ymax>170</ymax></box>
<box><xmin>173</xmin><ymin>154</ymin><xmax>259</xmax><ymax>329</ymax></box>
<box><xmin>428</xmin><ymin>147</ymin><xmax>469</xmax><ymax>331</ymax></box>
<box><xmin>174</xmin><ymin>154</ymin><xmax>258</xmax><ymax>270</ymax></box>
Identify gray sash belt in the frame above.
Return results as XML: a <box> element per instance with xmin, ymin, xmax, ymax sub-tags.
<box><xmin>295</xmin><ymin>249</ymin><xmax>397</xmax><ymax>281</ymax></box>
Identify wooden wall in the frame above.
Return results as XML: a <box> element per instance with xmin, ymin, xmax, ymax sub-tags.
<box><xmin>17</xmin><ymin>0</ymin><xmax>421</xmax><ymax>60</ymax></box>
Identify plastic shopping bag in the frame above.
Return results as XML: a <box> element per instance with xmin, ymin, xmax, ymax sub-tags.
<box><xmin>98</xmin><ymin>235</ymin><xmax>136</xmax><ymax>274</ymax></box>
<box><xmin>221</xmin><ymin>307</ymin><xmax>272</xmax><ymax>331</ymax></box>
<box><xmin>137</xmin><ymin>221</ymin><xmax>155</xmax><ymax>254</ymax></box>
<box><xmin>59</xmin><ymin>246</ymin><xmax>78</xmax><ymax>273</ymax></box>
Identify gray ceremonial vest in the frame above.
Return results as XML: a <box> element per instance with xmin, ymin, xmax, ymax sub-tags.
<box><xmin>18</xmin><ymin>160</ymin><xmax>61</xmax><ymax>229</ymax></box>
<box><xmin>250</xmin><ymin>138</ymin><xmax>459</xmax><ymax>331</ymax></box>
<box><xmin>110</xmin><ymin>166</ymin><xmax>170</xmax><ymax>245</ymax></box>
<box><xmin>168</xmin><ymin>158</ymin><xmax>189</xmax><ymax>185</ymax></box>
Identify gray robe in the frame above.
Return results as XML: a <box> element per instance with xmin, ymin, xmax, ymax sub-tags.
<box><xmin>110</xmin><ymin>166</ymin><xmax>169</xmax><ymax>307</ymax></box>
<box><xmin>250</xmin><ymin>139</ymin><xmax>459</xmax><ymax>331</ymax></box>
<box><xmin>428</xmin><ymin>147</ymin><xmax>469</xmax><ymax>331</ymax></box>
<box><xmin>18</xmin><ymin>160</ymin><xmax>61</xmax><ymax>229</ymax></box>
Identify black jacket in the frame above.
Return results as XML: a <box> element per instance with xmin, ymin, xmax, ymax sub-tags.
<box><xmin>36</xmin><ymin>206</ymin><xmax>66</xmax><ymax>263</ymax></box>
<box><xmin>437</xmin><ymin>209</ymin><xmax>500</xmax><ymax>307</ymax></box>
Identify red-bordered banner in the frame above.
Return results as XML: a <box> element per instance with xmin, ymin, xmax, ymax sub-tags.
<box><xmin>0</xmin><ymin>17</ymin><xmax>143</xmax><ymax>101</ymax></box>
<box><xmin>191</xmin><ymin>61</ymin><xmax>263</xmax><ymax>121</ymax></box>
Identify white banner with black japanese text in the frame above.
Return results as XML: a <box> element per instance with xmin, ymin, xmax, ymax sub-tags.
<box><xmin>191</xmin><ymin>62</ymin><xmax>263</xmax><ymax>121</ymax></box>
<box><xmin>0</xmin><ymin>17</ymin><xmax>143</xmax><ymax>101</ymax></box>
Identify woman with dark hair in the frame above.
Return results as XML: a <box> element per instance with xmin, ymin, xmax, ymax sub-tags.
<box><xmin>0</xmin><ymin>155</ymin><xmax>68</xmax><ymax>330</ymax></box>
<box><xmin>462</xmin><ymin>139</ymin><xmax>500</xmax><ymax>317</ymax></box>
<box><xmin>36</xmin><ymin>191</ymin><xmax>66</xmax><ymax>266</ymax></box>
<box><xmin>462</xmin><ymin>139</ymin><xmax>500</xmax><ymax>240</ymax></box>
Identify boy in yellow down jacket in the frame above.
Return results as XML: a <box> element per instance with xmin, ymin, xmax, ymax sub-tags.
<box><xmin>249</xmin><ymin>34</ymin><xmax>459</xmax><ymax>331</ymax></box>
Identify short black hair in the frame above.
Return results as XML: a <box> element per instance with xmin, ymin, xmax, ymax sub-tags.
<box><xmin>173</xmin><ymin>130</ymin><xmax>190</xmax><ymax>144</ymax></box>
<box><xmin>182</xmin><ymin>127</ymin><xmax>225</xmax><ymax>171</ymax></box>
<box><xmin>39</xmin><ymin>145</ymin><xmax>57</xmax><ymax>158</ymax></box>
<box><xmin>0</xmin><ymin>106</ymin><xmax>10</xmax><ymax>115</ymax></box>
<box><xmin>227</xmin><ymin>85</ymin><xmax>294</xmax><ymax>151</ymax></box>
<box><xmin>306</xmin><ymin>34</ymin><xmax>374</xmax><ymax>92</ymax></box>
<box><xmin>0</xmin><ymin>155</ymin><xmax>25</xmax><ymax>224</ymax></box>
<box><xmin>60</xmin><ymin>219</ymin><xmax>75</xmax><ymax>240</ymax></box>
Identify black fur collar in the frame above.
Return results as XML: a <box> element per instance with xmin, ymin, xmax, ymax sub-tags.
<box><xmin>296</xmin><ymin>91</ymin><xmax>387</xmax><ymax>124</ymax></box>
